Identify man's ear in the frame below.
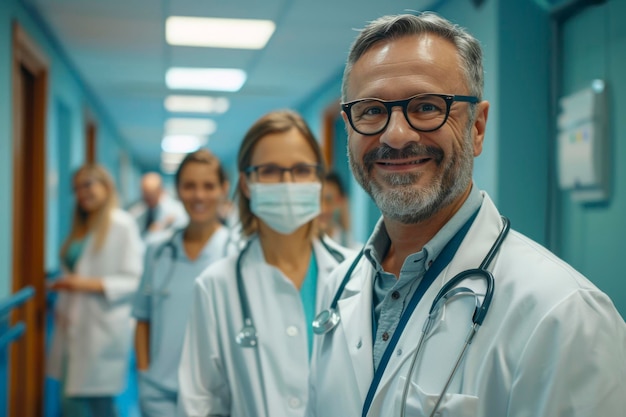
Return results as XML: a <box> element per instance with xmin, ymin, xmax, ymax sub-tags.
<box><xmin>341</xmin><ymin>110</ymin><xmax>351</xmax><ymax>133</ymax></box>
<box><xmin>472</xmin><ymin>100</ymin><xmax>489</xmax><ymax>157</ymax></box>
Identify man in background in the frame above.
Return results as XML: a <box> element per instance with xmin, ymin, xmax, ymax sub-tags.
<box><xmin>129</xmin><ymin>172</ymin><xmax>187</xmax><ymax>243</ymax></box>
<box><xmin>319</xmin><ymin>171</ymin><xmax>360</xmax><ymax>249</ymax></box>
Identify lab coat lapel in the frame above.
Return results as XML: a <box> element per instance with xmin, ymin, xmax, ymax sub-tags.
<box><xmin>337</xmin><ymin>260</ymin><xmax>375</xmax><ymax>403</ymax></box>
<box><xmin>442</xmin><ymin>193</ymin><xmax>503</xmax><ymax>292</ymax></box>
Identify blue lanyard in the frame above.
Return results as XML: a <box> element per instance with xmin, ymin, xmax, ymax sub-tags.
<box><xmin>361</xmin><ymin>210</ymin><xmax>478</xmax><ymax>417</ymax></box>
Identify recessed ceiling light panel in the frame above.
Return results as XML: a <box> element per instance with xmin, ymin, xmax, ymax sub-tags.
<box><xmin>164</xmin><ymin>96</ymin><xmax>230</xmax><ymax>114</ymax></box>
<box><xmin>165</xmin><ymin>118</ymin><xmax>217</xmax><ymax>136</ymax></box>
<box><xmin>166</xmin><ymin>68</ymin><xmax>246</xmax><ymax>92</ymax></box>
<box><xmin>161</xmin><ymin>134</ymin><xmax>207</xmax><ymax>153</ymax></box>
<box><xmin>166</xmin><ymin>16</ymin><xmax>276</xmax><ymax>49</ymax></box>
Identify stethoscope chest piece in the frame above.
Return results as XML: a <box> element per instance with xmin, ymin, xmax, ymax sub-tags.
<box><xmin>236</xmin><ymin>318</ymin><xmax>258</xmax><ymax>348</ymax></box>
<box><xmin>312</xmin><ymin>308</ymin><xmax>341</xmax><ymax>335</ymax></box>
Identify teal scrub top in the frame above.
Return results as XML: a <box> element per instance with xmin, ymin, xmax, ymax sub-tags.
<box><xmin>132</xmin><ymin>226</ymin><xmax>233</xmax><ymax>393</ymax></box>
<box><xmin>299</xmin><ymin>251</ymin><xmax>318</xmax><ymax>358</ymax></box>
<box><xmin>64</xmin><ymin>238</ymin><xmax>86</xmax><ymax>272</ymax></box>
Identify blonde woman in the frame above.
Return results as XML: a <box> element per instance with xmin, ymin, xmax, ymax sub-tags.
<box><xmin>177</xmin><ymin>110</ymin><xmax>355</xmax><ymax>417</ymax></box>
<box><xmin>47</xmin><ymin>163</ymin><xmax>144</xmax><ymax>417</ymax></box>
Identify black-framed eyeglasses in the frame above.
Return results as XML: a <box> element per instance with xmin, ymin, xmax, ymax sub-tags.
<box><xmin>244</xmin><ymin>163</ymin><xmax>322</xmax><ymax>183</ymax></box>
<box><xmin>341</xmin><ymin>93</ymin><xmax>479</xmax><ymax>136</ymax></box>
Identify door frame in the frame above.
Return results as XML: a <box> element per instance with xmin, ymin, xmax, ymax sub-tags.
<box><xmin>11</xmin><ymin>21</ymin><xmax>48</xmax><ymax>417</ymax></box>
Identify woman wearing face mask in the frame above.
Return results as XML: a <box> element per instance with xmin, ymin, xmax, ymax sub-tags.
<box><xmin>47</xmin><ymin>164</ymin><xmax>144</xmax><ymax>417</ymax></box>
<box><xmin>132</xmin><ymin>149</ymin><xmax>235</xmax><ymax>417</ymax></box>
<box><xmin>177</xmin><ymin>110</ymin><xmax>355</xmax><ymax>417</ymax></box>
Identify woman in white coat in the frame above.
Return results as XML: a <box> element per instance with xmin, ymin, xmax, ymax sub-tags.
<box><xmin>177</xmin><ymin>110</ymin><xmax>355</xmax><ymax>417</ymax></box>
<box><xmin>48</xmin><ymin>163</ymin><xmax>144</xmax><ymax>417</ymax></box>
<box><xmin>133</xmin><ymin>149</ymin><xmax>235</xmax><ymax>417</ymax></box>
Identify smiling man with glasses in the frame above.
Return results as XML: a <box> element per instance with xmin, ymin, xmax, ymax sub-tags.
<box><xmin>306</xmin><ymin>11</ymin><xmax>626</xmax><ymax>417</ymax></box>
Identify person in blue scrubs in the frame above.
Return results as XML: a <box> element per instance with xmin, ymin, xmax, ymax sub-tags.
<box><xmin>132</xmin><ymin>149</ymin><xmax>235</xmax><ymax>417</ymax></box>
<box><xmin>177</xmin><ymin>110</ymin><xmax>355</xmax><ymax>417</ymax></box>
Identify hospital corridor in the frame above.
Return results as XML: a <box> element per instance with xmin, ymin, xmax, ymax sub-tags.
<box><xmin>1</xmin><ymin>0</ymin><xmax>626</xmax><ymax>416</ymax></box>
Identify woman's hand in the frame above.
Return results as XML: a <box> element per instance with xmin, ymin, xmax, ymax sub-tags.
<box><xmin>48</xmin><ymin>274</ymin><xmax>104</xmax><ymax>293</ymax></box>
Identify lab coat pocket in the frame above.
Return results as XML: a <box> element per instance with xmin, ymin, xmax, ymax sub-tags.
<box><xmin>397</xmin><ymin>376</ymin><xmax>478</xmax><ymax>417</ymax></box>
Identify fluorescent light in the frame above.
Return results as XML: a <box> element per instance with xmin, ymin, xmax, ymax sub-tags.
<box><xmin>161</xmin><ymin>152</ymin><xmax>186</xmax><ymax>174</ymax></box>
<box><xmin>166</xmin><ymin>16</ymin><xmax>275</xmax><ymax>49</ymax></box>
<box><xmin>166</xmin><ymin>68</ymin><xmax>246</xmax><ymax>92</ymax></box>
<box><xmin>161</xmin><ymin>160</ymin><xmax>181</xmax><ymax>174</ymax></box>
<box><xmin>161</xmin><ymin>152</ymin><xmax>187</xmax><ymax>164</ymax></box>
<box><xmin>164</xmin><ymin>95</ymin><xmax>230</xmax><ymax>114</ymax></box>
<box><xmin>165</xmin><ymin>118</ymin><xmax>217</xmax><ymax>136</ymax></box>
<box><xmin>161</xmin><ymin>134</ymin><xmax>207</xmax><ymax>153</ymax></box>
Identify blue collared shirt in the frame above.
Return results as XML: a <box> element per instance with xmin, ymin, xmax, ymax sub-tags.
<box><xmin>364</xmin><ymin>185</ymin><xmax>483</xmax><ymax>369</ymax></box>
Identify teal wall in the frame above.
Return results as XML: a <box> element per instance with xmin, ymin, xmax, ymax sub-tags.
<box><xmin>438</xmin><ymin>0</ymin><xmax>501</xmax><ymax>204</ymax></box>
<box><xmin>0</xmin><ymin>0</ymin><xmax>14</xmax><ymax>299</ymax></box>
<box><xmin>437</xmin><ymin>0</ymin><xmax>551</xmax><ymax>245</ymax></box>
<box><xmin>558</xmin><ymin>0</ymin><xmax>626</xmax><ymax>316</ymax></box>
<box><xmin>0</xmin><ymin>0</ymin><xmax>143</xmax><ymax>298</ymax></box>
<box><xmin>495</xmin><ymin>2</ymin><xmax>551</xmax><ymax>245</ymax></box>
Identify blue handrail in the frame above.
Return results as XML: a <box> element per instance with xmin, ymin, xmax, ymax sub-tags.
<box><xmin>0</xmin><ymin>323</ymin><xmax>25</xmax><ymax>349</ymax></box>
<box><xmin>0</xmin><ymin>286</ymin><xmax>35</xmax><ymax>317</ymax></box>
<box><xmin>0</xmin><ymin>286</ymin><xmax>35</xmax><ymax>349</ymax></box>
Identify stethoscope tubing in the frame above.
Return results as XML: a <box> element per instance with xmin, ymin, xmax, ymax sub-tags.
<box><xmin>145</xmin><ymin>225</ymin><xmax>236</xmax><ymax>297</ymax></box>
<box><xmin>142</xmin><ymin>236</ymin><xmax>178</xmax><ymax>349</ymax></box>
<box><xmin>144</xmin><ymin>239</ymin><xmax>177</xmax><ymax>297</ymax></box>
<box><xmin>398</xmin><ymin>216</ymin><xmax>510</xmax><ymax>417</ymax></box>
<box><xmin>235</xmin><ymin>240</ymin><xmax>258</xmax><ymax>347</ymax></box>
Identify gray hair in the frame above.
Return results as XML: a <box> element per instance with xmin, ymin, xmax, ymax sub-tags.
<box><xmin>341</xmin><ymin>12</ymin><xmax>484</xmax><ymax>102</ymax></box>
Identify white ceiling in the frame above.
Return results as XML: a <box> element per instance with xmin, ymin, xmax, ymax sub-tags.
<box><xmin>25</xmin><ymin>0</ymin><xmax>440</xmax><ymax>172</ymax></box>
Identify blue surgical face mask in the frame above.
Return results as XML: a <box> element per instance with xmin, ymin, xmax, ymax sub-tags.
<box><xmin>249</xmin><ymin>182</ymin><xmax>321</xmax><ymax>235</ymax></box>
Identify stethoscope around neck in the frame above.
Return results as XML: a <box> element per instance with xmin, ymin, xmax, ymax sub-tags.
<box><xmin>235</xmin><ymin>236</ymin><xmax>346</xmax><ymax>348</ymax></box>
<box><xmin>312</xmin><ymin>215</ymin><xmax>511</xmax><ymax>417</ymax></box>
<box><xmin>312</xmin><ymin>216</ymin><xmax>509</xmax><ymax>335</ymax></box>
<box><xmin>141</xmin><ymin>230</ymin><xmax>181</xmax><ymax>298</ymax></box>
<box><xmin>143</xmin><ymin>227</ymin><xmax>234</xmax><ymax>298</ymax></box>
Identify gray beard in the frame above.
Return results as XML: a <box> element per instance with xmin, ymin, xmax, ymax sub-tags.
<box><xmin>348</xmin><ymin>127</ymin><xmax>474</xmax><ymax>224</ymax></box>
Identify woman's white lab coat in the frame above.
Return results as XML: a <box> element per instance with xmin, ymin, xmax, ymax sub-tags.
<box><xmin>307</xmin><ymin>193</ymin><xmax>626</xmax><ymax>417</ymax></box>
<box><xmin>47</xmin><ymin>208</ymin><xmax>144</xmax><ymax>396</ymax></box>
<box><xmin>177</xmin><ymin>236</ymin><xmax>354</xmax><ymax>417</ymax></box>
